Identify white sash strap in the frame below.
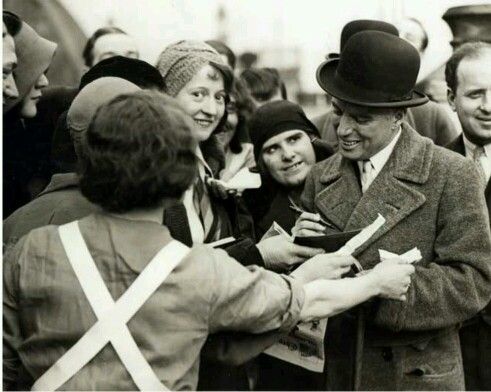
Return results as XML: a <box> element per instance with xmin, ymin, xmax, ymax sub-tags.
<box><xmin>32</xmin><ymin>221</ymin><xmax>190</xmax><ymax>391</ymax></box>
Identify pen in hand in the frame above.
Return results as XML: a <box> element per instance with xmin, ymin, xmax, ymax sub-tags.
<box><xmin>288</xmin><ymin>204</ymin><xmax>336</xmax><ymax>229</ymax></box>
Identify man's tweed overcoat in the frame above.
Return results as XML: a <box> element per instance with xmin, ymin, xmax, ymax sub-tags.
<box><xmin>301</xmin><ymin>124</ymin><xmax>491</xmax><ymax>390</ymax></box>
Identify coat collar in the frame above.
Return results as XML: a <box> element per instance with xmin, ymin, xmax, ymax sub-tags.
<box><xmin>38</xmin><ymin>172</ymin><xmax>79</xmax><ymax>197</ymax></box>
<box><xmin>315</xmin><ymin>124</ymin><xmax>433</xmax><ymax>257</ymax></box>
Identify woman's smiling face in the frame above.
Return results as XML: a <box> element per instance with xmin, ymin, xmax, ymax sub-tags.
<box><xmin>174</xmin><ymin>64</ymin><xmax>226</xmax><ymax>142</ymax></box>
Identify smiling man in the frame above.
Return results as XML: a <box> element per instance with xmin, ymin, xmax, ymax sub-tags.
<box><xmin>445</xmin><ymin>41</ymin><xmax>491</xmax><ymax>391</ymax></box>
<box><xmin>295</xmin><ymin>31</ymin><xmax>491</xmax><ymax>390</ymax></box>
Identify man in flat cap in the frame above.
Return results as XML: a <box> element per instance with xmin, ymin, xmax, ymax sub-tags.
<box><xmin>295</xmin><ymin>30</ymin><xmax>491</xmax><ymax>390</ymax></box>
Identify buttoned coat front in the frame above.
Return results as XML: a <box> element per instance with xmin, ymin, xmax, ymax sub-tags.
<box><xmin>301</xmin><ymin>125</ymin><xmax>491</xmax><ymax>390</ymax></box>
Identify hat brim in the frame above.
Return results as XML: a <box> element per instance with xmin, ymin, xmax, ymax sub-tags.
<box><xmin>316</xmin><ymin>59</ymin><xmax>428</xmax><ymax>108</ymax></box>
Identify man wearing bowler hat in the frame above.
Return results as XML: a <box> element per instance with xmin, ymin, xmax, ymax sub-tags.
<box><xmin>295</xmin><ymin>31</ymin><xmax>491</xmax><ymax>390</ymax></box>
<box><xmin>311</xmin><ymin>19</ymin><xmax>459</xmax><ymax>148</ymax></box>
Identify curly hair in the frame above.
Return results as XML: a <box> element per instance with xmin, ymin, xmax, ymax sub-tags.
<box><xmin>445</xmin><ymin>41</ymin><xmax>491</xmax><ymax>93</ymax></box>
<box><xmin>82</xmin><ymin>26</ymin><xmax>128</xmax><ymax>67</ymax></box>
<box><xmin>79</xmin><ymin>91</ymin><xmax>197</xmax><ymax>212</ymax></box>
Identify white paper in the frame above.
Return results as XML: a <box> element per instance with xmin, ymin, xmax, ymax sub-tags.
<box><xmin>215</xmin><ymin>167</ymin><xmax>261</xmax><ymax>190</ymax></box>
<box><xmin>378</xmin><ymin>247</ymin><xmax>422</xmax><ymax>264</ymax></box>
<box><xmin>335</xmin><ymin>214</ymin><xmax>386</xmax><ymax>256</ymax></box>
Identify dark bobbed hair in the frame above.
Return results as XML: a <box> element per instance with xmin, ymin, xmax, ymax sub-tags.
<box><xmin>82</xmin><ymin>26</ymin><xmax>128</xmax><ymax>67</ymax></box>
<box><xmin>206</xmin><ymin>39</ymin><xmax>236</xmax><ymax>69</ymax></box>
<box><xmin>226</xmin><ymin>78</ymin><xmax>255</xmax><ymax>154</ymax></box>
<box><xmin>79</xmin><ymin>90</ymin><xmax>197</xmax><ymax>213</ymax></box>
<box><xmin>263</xmin><ymin>67</ymin><xmax>288</xmax><ymax>100</ymax></box>
<box><xmin>240</xmin><ymin>67</ymin><xmax>287</xmax><ymax>102</ymax></box>
<box><xmin>445</xmin><ymin>41</ymin><xmax>491</xmax><ymax>93</ymax></box>
<box><xmin>3</xmin><ymin>11</ymin><xmax>21</xmax><ymax>36</ymax></box>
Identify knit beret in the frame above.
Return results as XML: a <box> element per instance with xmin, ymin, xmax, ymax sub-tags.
<box><xmin>249</xmin><ymin>100</ymin><xmax>320</xmax><ymax>160</ymax></box>
<box><xmin>67</xmin><ymin>77</ymin><xmax>140</xmax><ymax>133</ymax></box>
<box><xmin>156</xmin><ymin>40</ymin><xmax>232</xmax><ymax>96</ymax></box>
<box><xmin>79</xmin><ymin>56</ymin><xmax>164</xmax><ymax>91</ymax></box>
<box><xmin>3</xmin><ymin>20</ymin><xmax>57</xmax><ymax>113</ymax></box>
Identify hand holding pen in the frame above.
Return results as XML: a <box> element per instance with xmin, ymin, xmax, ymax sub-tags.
<box><xmin>289</xmin><ymin>200</ymin><xmax>336</xmax><ymax>234</ymax></box>
<box><xmin>291</xmin><ymin>209</ymin><xmax>336</xmax><ymax>237</ymax></box>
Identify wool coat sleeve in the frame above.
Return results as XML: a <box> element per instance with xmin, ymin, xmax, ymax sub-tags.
<box><xmin>374</xmin><ymin>158</ymin><xmax>491</xmax><ymax>332</ymax></box>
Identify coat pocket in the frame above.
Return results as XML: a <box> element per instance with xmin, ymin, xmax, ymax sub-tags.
<box><xmin>401</xmin><ymin>332</ymin><xmax>464</xmax><ymax>391</ymax></box>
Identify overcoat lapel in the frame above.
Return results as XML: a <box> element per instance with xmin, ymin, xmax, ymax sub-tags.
<box><xmin>314</xmin><ymin>125</ymin><xmax>433</xmax><ymax>255</ymax></box>
<box><xmin>315</xmin><ymin>156</ymin><xmax>362</xmax><ymax>231</ymax></box>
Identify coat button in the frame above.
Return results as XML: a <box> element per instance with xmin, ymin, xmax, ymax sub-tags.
<box><xmin>382</xmin><ymin>347</ymin><xmax>393</xmax><ymax>362</ymax></box>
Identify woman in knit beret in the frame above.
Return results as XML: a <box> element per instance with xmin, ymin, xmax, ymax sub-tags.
<box><xmin>156</xmin><ymin>41</ymin><xmax>328</xmax><ymax>390</ymax></box>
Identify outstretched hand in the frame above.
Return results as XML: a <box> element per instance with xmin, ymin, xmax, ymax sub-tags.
<box><xmin>256</xmin><ymin>235</ymin><xmax>324</xmax><ymax>272</ymax></box>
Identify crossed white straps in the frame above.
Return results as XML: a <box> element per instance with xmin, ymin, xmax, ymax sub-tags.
<box><xmin>32</xmin><ymin>221</ymin><xmax>190</xmax><ymax>391</ymax></box>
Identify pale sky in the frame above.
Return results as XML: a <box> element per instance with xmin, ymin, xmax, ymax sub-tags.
<box><xmin>60</xmin><ymin>0</ymin><xmax>489</xmax><ymax>92</ymax></box>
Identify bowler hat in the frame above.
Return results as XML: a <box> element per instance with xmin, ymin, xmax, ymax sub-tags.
<box><xmin>325</xmin><ymin>19</ymin><xmax>399</xmax><ymax>60</ymax></box>
<box><xmin>340</xmin><ymin>19</ymin><xmax>399</xmax><ymax>50</ymax></box>
<box><xmin>317</xmin><ymin>31</ymin><xmax>428</xmax><ymax>107</ymax></box>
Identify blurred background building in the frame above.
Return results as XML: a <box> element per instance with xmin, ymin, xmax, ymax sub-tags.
<box><xmin>4</xmin><ymin>0</ymin><xmax>491</xmax><ymax>116</ymax></box>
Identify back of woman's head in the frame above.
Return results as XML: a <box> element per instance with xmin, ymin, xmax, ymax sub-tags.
<box><xmin>79</xmin><ymin>90</ymin><xmax>197</xmax><ymax>213</ymax></box>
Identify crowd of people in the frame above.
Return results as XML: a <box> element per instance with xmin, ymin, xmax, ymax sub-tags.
<box><xmin>2</xmin><ymin>9</ymin><xmax>491</xmax><ymax>392</ymax></box>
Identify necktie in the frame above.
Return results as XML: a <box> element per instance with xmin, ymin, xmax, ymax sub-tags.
<box><xmin>361</xmin><ymin>159</ymin><xmax>375</xmax><ymax>193</ymax></box>
<box><xmin>473</xmin><ymin>146</ymin><xmax>488</xmax><ymax>185</ymax></box>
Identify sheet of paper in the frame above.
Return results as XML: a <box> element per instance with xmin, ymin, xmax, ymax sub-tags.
<box><xmin>335</xmin><ymin>214</ymin><xmax>386</xmax><ymax>256</ymax></box>
<box><xmin>379</xmin><ymin>247</ymin><xmax>422</xmax><ymax>263</ymax></box>
<box><xmin>215</xmin><ymin>167</ymin><xmax>261</xmax><ymax>190</ymax></box>
<box><xmin>261</xmin><ymin>221</ymin><xmax>293</xmax><ymax>241</ymax></box>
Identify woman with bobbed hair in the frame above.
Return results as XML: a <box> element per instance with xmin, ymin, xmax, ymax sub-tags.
<box><xmin>3</xmin><ymin>90</ymin><xmax>415</xmax><ymax>391</ymax></box>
